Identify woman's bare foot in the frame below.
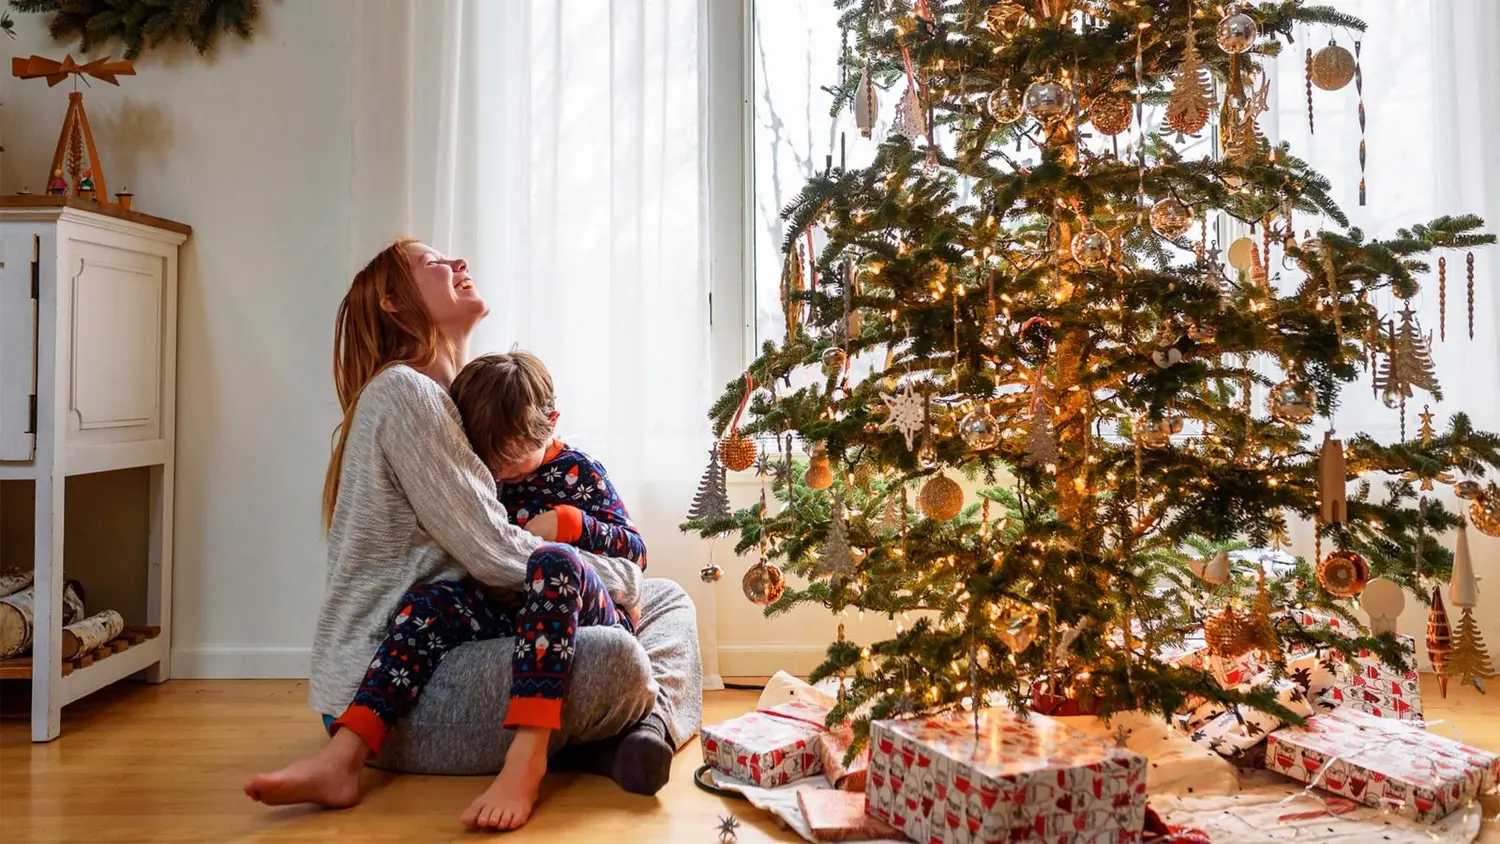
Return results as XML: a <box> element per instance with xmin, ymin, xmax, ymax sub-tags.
<box><xmin>244</xmin><ymin>727</ymin><xmax>370</xmax><ymax>809</ymax></box>
<box><xmin>461</xmin><ymin>727</ymin><xmax>551</xmax><ymax>830</ymax></box>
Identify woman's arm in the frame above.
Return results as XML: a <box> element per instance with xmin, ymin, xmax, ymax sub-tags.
<box><xmin>366</xmin><ymin>369</ymin><xmax>642</xmax><ymax>607</ymax></box>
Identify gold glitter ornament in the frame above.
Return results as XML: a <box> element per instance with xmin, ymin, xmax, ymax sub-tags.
<box><xmin>984</xmin><ymin>2</ymin><xmax>1028</xmax><ymax>37</ymax></box>
<box><xmin>1149</xmin><ymin>198</ymin><xmax>1194</xmax><ymax>239</ymax></box>
<box><xmin>918</xmin><ymin>473</ymin><xmax>964</xmax><ymax>521</ymax></box>
<box><xmin>1471</xmin><ymin>496</ymin><xmax>1500</xmax><ymax>538</ymax></box>
<box><xmin>1310</xmin><ymin>40</ymin><xmax>1357</xmax><ymax>91</ymax></box>
<box><xmin>1087</xmin><ymin>91</ymin><xmax>1132</xmax><ymax>136</ymax></box>
<box><xmin>1268</xmin><ymin>379</ymin><xmax>1317</xmax><ymax>425</ymax></box>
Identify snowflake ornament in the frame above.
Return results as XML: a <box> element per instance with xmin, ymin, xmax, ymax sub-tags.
<box><xmin>880</xmin><ymin>382</ymin><xmax>926</xmax><ymax>451</ymax></box>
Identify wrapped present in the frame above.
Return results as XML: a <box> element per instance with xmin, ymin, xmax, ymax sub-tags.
<box><xmin>1161</xmin><ymin>633</ymin><xmax>1263</xmax><ymax>688</ymax></box>
<box><xmin>702</xmin><ymin>699</ymin><xmax>827</xmax><ymax>787</ymax></box>
<box><xmin>1265</xmin><ymin>707</ymin><xmax>1500</xmax><ymax>823</ymax></box>
<box><xmin>867</xmin><ymin>708</ymin><xmax>1148</xmax><ymax>843</ymax></box>
<box><xmin>1281</xmin><ymin>608</ymin><xmax>1423</xmax><ymax>723</ymax></box>
<box><xmin>797</xmin><ymin>787</ymin><xmax>899</xmax><ymax>842</ymax></box>
<box><xmin>818</xmin><ymin>724</ymin><xmax>869</xmax><ymax>791</ymax></box>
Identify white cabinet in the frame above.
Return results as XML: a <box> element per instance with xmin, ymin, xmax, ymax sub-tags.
<box><xmin>0</xmin><ymin>196</ymin><xmax>189</xmax><ymax>741</ymax></box>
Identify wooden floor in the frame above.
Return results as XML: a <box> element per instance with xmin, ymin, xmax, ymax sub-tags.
<box><xmin>1</xmin><ymin>676</ymin><xmax>1497</xmax><ymax>843</ymax></box>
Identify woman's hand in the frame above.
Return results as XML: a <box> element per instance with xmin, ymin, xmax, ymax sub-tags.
<box><xmin>523</xmin><ymin>510</ymin><xmax>560</xmax><ymax>542</ymax></box>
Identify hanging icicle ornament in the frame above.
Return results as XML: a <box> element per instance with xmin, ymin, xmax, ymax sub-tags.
<box><xmin>1439</xmin><ymin>256</ymin><xmax>1448</xmax><ymax>341</ymax></box>
<box><xmin>854</xmin><ymin>62</ymin><xmax>877</xmax><ymax>139</ymax></box>
<box><xmin>1428</xmin><ymin>585</ymin><xmax>1454</xmax><ymax>698</ymax></box>
<box><xmin>1165</xmin><ymin>19</ymin><xmax>1213</xmax><ymax>137</ymax></box>
<box><xmin>1318</xmin><ymin>430</ymin><xmax>1347</xmax><ymax>524</ymax></box>
<box><xmin>1356</xmin><ymin>40</ymin><xmax>1366</xmax><ymax>204</ymax></box>
<box><xmin>1468</xmin><ymin>251</ymin><xmax>1476</xmax><ymax>340</ymax></box>
<box><xmin>719</xmin><ymin>373</ymin><xmax>759</xmax><ymax>472</ymax></box>
<box><xmin>781</xmin><ymin>241</ymin><xmax>805</xmax><ymax>339</ymax></box>
<box><xmin>1304</xmin><ymin>48</ymin><xmax>1315</xmax><ymax>135</ymax></box>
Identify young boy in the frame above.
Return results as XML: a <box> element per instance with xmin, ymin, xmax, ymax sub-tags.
<box><xmin>330</xmin><ymin>351</ymin><xmax>649</xmax><ymax>830</ymax></box>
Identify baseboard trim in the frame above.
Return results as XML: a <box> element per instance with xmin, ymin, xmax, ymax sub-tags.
<box><xmin>171</xmin><ymin>647</ymin><xmax>310</xmax><ymax>679</ymax></box>
<box><xmin>716</xmin><ymin>642</ymin><xmax>829</xmax><ymax>678</ymax></box>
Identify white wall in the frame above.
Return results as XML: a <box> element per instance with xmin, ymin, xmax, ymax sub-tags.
<box><xmin>2</xmin><ymin>3</ymin><xmax>359</xmax><ymax>676</ymax></box>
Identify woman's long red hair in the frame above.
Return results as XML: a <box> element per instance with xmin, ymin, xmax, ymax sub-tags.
<box><xmin>322</xmin><ymin>238</ymin><xmax>441</xmax><ymax>530</ymax></box>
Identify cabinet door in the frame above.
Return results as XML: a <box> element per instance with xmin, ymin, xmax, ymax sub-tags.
<box><xmin>0</xmin><ymin>232</ymin><xmax>39</xmax><ymax>461</ymax></box>
<box><xmin>63</xmin><ymin>238</ymin><xmax>166</xmax><ymax>454</ymax></box>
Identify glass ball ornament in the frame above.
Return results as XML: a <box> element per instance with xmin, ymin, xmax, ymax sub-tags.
<box><xmin>916</xmin><ymin>438</ymin><xmax>939</xmax><ymax>469</ymax></box>
<box><xmin>1310</xmin><ymin>40</ymin><xmax>1357</xmax><ymax>91</ymax></box>
<box><xmin>1380</xmin><ymin>384</ymin><xmax>1404</xmax><ymax>410</ymax></box>
<box><xmin>1215</xmin><ymin>11</ymin><xmax>1259</xmax><ymax>54</ymax></box>
<box><xmin>1070</xmin><ymin>227</ymin><xmax>1112</xmax><ymax>268</ymax></box>
<box><xmin>959</xmin><ymin>407</ymin><xmax>1001</xmax><ymax>451</ymax></box>
<box><xmin>822</xmin><ymin>347</ymin><xmax>849</xmax><ymax>377</ymax></box>
<box><xmin>1149</xmin><ymin>198</ymin><xmax>1194</xmax><ymax>239</ymax></box>
<box><xmin>980</xmin><ymin>315</ymin><xmax>1006</xmax><ymax>349</ymax></box>
<box><xmin>1023</xmin><ymin>78</ymin><xmax>1072</xmax><ymax>122</ymax></box>
<box><xmin>700</xmin><ymin>563</ymin><xmax>723</xmax><ymax>583</ymax></box>
<box><xmin>742</xmin><ymin>562</ymin><xmax>786</xmax><ymax>605</ymax></box>
<box><xmin>987</xmin><ymin>88</ymin><xmax>1025</xmax><ymax>124</ymax></box>
<box><xmin>1134</xmin><ymin>415</ymin><xmax>1175</xmax><ymax>450</ymax></box>
<box><xmin>1269</xmin><ymin>379</ymin><xmax>1317</xmax><ymax>425</ymax></box>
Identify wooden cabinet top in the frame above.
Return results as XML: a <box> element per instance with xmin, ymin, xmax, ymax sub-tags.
<box><xmin>0</xmin><ymin>195</ymin><xmax>192</xmax><ymax>237</ymax></box>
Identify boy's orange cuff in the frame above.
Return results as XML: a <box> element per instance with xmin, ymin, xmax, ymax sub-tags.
<box><xmin>553</xmin><ymin>505</ymin><xmax>584</xmax><ymax>544</ymax></box>
<box><xmin>504</xmin><ymin>696</ymin><xmax>563</xmax><ymax>731</ymax></box>
<box><xmin>333</xmin><ymin>704</ymin><xmax>389</xmax><ymax>754</ymax></box>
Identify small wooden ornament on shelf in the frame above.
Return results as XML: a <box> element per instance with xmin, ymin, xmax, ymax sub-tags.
<box><xmin>12</xmin><ymin>54</ymin><xmax>137</xmax><ymax>205</ymax></box>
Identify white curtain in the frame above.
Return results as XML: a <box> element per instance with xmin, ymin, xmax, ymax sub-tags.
<box><xmin>1263</xmin><ymin>1</ymin><xmax>1500</xmax><ymax>662</ymax></box>
<box><xmin>349</xmin><ymin>0</ymin><xmax>720</xmax><ymax>675</ymax></box>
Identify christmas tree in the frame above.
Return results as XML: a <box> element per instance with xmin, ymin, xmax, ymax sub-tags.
<box><xmin>683</xmin><ymin>0</ymin><xmax>1500</xmax><ymax>743</ymax></box>
<box><xmin>1445</xmin><ymin>609</ymin><xmax>1493</xmax><ymax>694</ymax></box>
<box><xmin>10</xmin><ymin>0</ymin><xmax>258</xmax><ymax>59</ymax></box>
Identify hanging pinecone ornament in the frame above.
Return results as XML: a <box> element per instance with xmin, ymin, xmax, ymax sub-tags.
<box><xmin>687</xmin><ymin>447</ymin><xmax>732</xmax><ymax>524</ymax></box>
<box><xmin>1205</xmin><ymin>602</ymin><xmax>1254</xmax><ymax>659</ymax></box>
<box><xmin>1165</xmin><ymin>21</ymin><xmax>1213</xmax><ymax>137</ymax></box>
<box><xmin>719</xmin><ymin>373</ymin><xmax>759</xmax><ymax>472</ymax></box>
<box><xmin>1428</xmin><ymin>585</ymin><xmax>1453</xmax><ymax>698</ymax></box>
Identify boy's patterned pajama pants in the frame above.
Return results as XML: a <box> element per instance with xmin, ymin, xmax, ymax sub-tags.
<box><xmin>331</xmin><ymin>543</ymin><xmax>629</xmax><ymax>753</ymax></box>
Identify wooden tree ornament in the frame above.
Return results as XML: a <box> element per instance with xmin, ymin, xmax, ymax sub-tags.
<box><xmin>12</xmin><ymin>54</ymin><xmax>136</xmax><ymax>204</ymax></box>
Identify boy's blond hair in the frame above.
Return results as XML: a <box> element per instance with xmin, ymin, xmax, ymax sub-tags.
<box><xmin>450</xmin><ymin>351</ymin><xmax>556</xmax><ymax>471</ymax></box>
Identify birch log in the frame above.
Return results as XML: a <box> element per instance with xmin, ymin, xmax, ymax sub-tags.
<box><xmin>0</xmin><ymin>569</ymin><xmax>32</xmax><ymax>598</ymax></box>
<box><xmin>0</xmin><ymin>580</ymin><xmax>86</xmax><ymax>658</ymax></box>
<box><xmin>62</xmin><ymin>610</ymin><xmax>125</xmax><ymax>659</ymax></box>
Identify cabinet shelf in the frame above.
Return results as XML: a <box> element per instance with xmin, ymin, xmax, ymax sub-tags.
<box><xmin>0</xmin><ymin>626</ymin><xmax>161</xmax><ymax>679</ymax></box>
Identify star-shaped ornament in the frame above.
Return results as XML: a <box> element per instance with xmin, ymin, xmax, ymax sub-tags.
<box><xmin>717</xmin><ymin>814</ymin><xmax>741</xmax><ymax>842</ymax></box>
<box><xmin>880</xmin><ymin>382</ymin><xmax>926</xmax><ymax>451</ymax></box>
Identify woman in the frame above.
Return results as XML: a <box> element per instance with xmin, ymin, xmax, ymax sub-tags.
<box><xmin>244</xmin><ymin>239</ymin><xmax>701</xmax><ymax>827</ymax></box>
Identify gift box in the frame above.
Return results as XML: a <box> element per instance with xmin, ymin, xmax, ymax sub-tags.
<box><xmin>701</xmin><ymin>699</ymin><xmax>827</xmax><ymax>787</ymax></box>
<box><xmin>1282</xmin><ymin>609</ymin><xmax>1423</xmax><ymax>723</ymax></box>
<box><xmin>1265</xmin><ymin>708</ymin><xmax>1500</xmax><ymax>823</ymax></box>
<box><xmin>818</xmin><ymin>724</ymin><xmax>869</xmax><ymax>791</ymax></box>
<box><xmin>867</xmin><ymin>708</ymin><xmax>1148</xmax><ymax>843</ymax></box>
<box><xmin>797</xmin><ymin>788</ymin><xmax>899</xmax><ymax>842</ymax></box>
<box><xmin>1161</xmin><ymin>634</ymin><xmax>1263</xmax><ymax>688</ymax></box>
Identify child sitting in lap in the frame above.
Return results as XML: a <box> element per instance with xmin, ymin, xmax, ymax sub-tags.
<box><xmin>336</xmin><ymin>351</ymin><xmax>647</xmax><ymax>829</ymax></box>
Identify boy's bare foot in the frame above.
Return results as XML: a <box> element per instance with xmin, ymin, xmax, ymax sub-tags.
<box><xmin>244</xmin><ymin>727</ymin><xmax>369</xmax><ymax>809</ymax></box>
<box><xmin>461</xmin><ymin>727</ymin><xmax>550</xmax><ymax>830</ymax></box>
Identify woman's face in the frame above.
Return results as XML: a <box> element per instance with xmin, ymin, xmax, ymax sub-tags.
<box><xmin>404</xmin><ymin>242</ymin><xmax>487</xmax><ymax>329</ymax></box>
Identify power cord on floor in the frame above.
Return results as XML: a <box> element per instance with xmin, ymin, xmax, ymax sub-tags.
<box><xmin>721</xmin><ymin>682</ymin><xmax>767</xmax><ymax>690</ymax></box>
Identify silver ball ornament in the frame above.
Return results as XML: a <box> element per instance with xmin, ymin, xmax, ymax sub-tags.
<box><xmin>1023</xmin><ymin>79</ymin><xmax>1072</xmax><ymax>122</ymax></box>
<box><xmin>700</xmin><ymin>563</ymin><xmax>723</xmax><ymax>583</ymax></box>
<box><xmin>1216</xmin><ymin>12</ymin><xmax>1259</xmax><ymax>54</ymax></box>
<box><xmin>1269</xmin><ymin>379</ymin><xmax>1317</xmax><ymax>425</ymax></box>
<box><xmin>822</xmin><ymin>347</ymin><xmax>849</xmax><ymax>377</ymax></box>
<box><xmin>959</xmin><ymin>408</ymin><xmax>1001</xmax><ymax>451</ymax></box>
<box><xmin>988</xmin><ymin>89</ymin><xmax>1024</xmax><ymax>123</ymax></box>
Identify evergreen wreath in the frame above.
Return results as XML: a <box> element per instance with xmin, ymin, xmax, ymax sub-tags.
<box><xmin>9</xmin><ymin>0</ymin><xmax>259</xmax><ymax>60</ymax></box>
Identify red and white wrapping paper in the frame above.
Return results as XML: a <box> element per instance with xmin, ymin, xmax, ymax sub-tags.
<box><xmin>819</xmin><ymin>723</ymin><xmax>870</xmax><ymax>791</ymax></box>
<box><xmin>1282</xmin><ymin>609</ymin><xmax>1423</xmax><ymax>723</ymax></box>
<box><xmin>866</xmin><ymin>708</ymin><xmax>1148</xmax><ymax>843</ymax></box>
<box><xmin>797</xmin><ymin>787</ymin><xmax>899</xmax><ymax>842</ymax></box>
<box><xmin>1265</xmin><ymin>708</ymin><xmax>1500</xmax><ymax>823</ymax></box>
<box><xmin>702</xmin><ymin>699</ymin><xmax>828</xmax><ymax>787</ymax></box>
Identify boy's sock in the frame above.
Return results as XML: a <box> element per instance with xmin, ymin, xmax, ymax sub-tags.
<box><xmin>553</xmin><ymin>713</ymin><xmax>674</xmax><ymax>796</ymax></box>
